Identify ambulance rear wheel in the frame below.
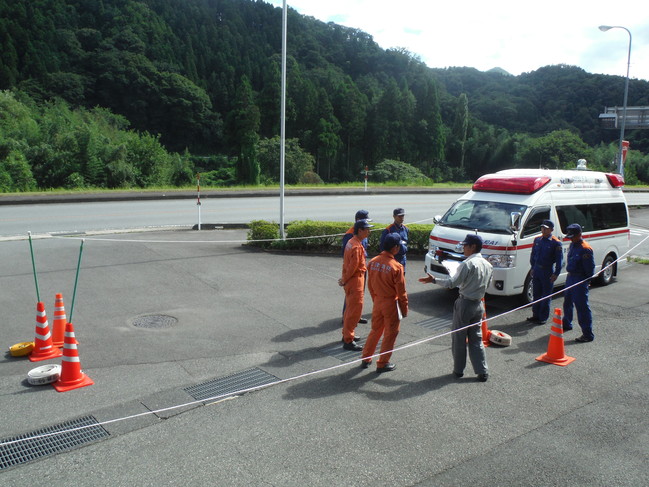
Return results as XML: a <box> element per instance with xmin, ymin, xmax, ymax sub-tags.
<box><xmin>596</xmin><ymin>254</ymin><xmax>616</xmax><ymax>286</ymax></box>
<box><xmin>523</xmin><ymin>273</ymin><xmax>534</xmax><ymax>304</ymax></box>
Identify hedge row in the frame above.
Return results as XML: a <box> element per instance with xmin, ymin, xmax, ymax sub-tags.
<box><xmin>247</xmin><ymin>220</ymin><xmax>434</xmax><ymax>254</ymax></box>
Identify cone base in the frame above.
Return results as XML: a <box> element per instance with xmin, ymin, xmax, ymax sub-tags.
<box><xmin>29</xmin><ymin>348</ymin><xmax>63</xmax><ymax>362</ymax></box>
<box><xmin>536</xmin><ymin>353</ymin><xmax>576</xmax><ymax>366</ymax></box>
<box><xmin>53</xmin><ymin>373</ymin><xmax>94</xmax><ymax>392</ymax></box>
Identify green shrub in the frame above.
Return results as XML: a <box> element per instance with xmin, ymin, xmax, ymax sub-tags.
<box><xmin>246</xmin><ymin>219</ymin><xmax>435</xmax><ymax>254</ymax></box>
<box><xmin>280</xmin><ymin>220</ymin><xmax>348</xmax><ymax>250</ymax></box>
<box><xmin>247</xmin><ymin>220</ymin><xmax>280</xmax><ymax>248</ymax></box>
<box><xmin>298</xmin><ymin>171</ymin><xmax>324</xmax><ymax>185</ymax></box>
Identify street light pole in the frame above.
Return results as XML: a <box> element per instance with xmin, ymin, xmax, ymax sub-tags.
<box><xmin>280</xmin><ymin>0</ymin><xmax>287</xmax><ymax>239</ymax></box>
<box><xmin>599</xmin><ymin>25</ymin><xmax>632</xmax><ymax>179</ymax></box>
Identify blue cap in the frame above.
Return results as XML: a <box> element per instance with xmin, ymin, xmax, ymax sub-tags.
<box><xmin>393</xmin><ymin>208</ymin><xmax>405</xmax><ymax>216</ymax></box>
<box><xmin>382</xmin><ymin>232</ymin><xmax>402</xmax><ymax>251</ymax></box>
<box><xmin>355</xmin><ymin>209</ymin><xmax>371</xmax><ymax>221</ymax></box>
<box><xmin>460</xmin><ymin>234</ymin><xmax>483</xmax><ymax>246</ymax></box>
<box><xmin>354</xmin><ymin>219</ymin><xmax>374</xmax><ymax>232</ymax></box>
<box><xmin>565</xmin><ymin>223</ymin><xmax>582</xmax><ymax>237</ymax></box>
<box><xmin>541</xmin><ymin>219</ymin><xmax>554</xmax><ymax>229</ymax></box>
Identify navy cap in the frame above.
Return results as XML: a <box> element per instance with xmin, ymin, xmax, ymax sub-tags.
<box><xmin>382</xmin><ymin>232</ymin><xmax>402</xmax><ymax>252</ymax></box>
<box><xmin>393</xmin><ymin>208</ymin><xmax>405</xmax><ymax>216</ymax></box>
<box><xmin>354</xmin><ymin>219</ymin><xmax>374</xmax><ymax>232</ymax></box>
<box><xmin>355</xmin><ymin>209</ymin><xmax>371</xmax><ymax>221</ymax></box>
<box><xmin>541</xmin><ymin>219</ymin><xmax>554</xmax><ymax>229</ymax></box>
<box><xmin>565</xmin><ymin>223</ymin><xmax>582</xmax><ymax>237</ymax></box>
<box><xmin>460</xmin><ymin>234</ymin><xmax>483</xmax><ymax>246</ymax></box>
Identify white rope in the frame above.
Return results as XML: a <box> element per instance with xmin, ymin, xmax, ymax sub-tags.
<box><xmin>2</xmin><ymin>232</ymin><xmax>646</xmax><ymax>449</ymax></box>
<box><xmin>48</xmin><ymin>217</ymin><xmax>437</xmax><ymax>244</ymax></box>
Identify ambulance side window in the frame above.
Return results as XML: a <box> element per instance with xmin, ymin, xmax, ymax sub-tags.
<box><xmin>521</xmin><ymin>208</ymin><xmax>550</xmax><ymax>238</ymax></box>
<box><xmin>556</xmin><ymin>203</ymin><xmax>628</xmax><ymax>233</ymax></box>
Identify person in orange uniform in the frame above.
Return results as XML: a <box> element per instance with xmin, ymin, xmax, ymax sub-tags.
<box><xmin>361</xmin><ymin>233</ymin><xmax>408</xmax><ymax>373</ymax></box>
<box><xmin>338</xmin><ymin>219</ymin><xmax>373</xmax><ymax>351</ymax></box>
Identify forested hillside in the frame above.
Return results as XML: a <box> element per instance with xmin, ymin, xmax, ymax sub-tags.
<box><xmin>1</xmin><ymin>0</ymin><xmax>649</xmax><ymax>192</ymax></box>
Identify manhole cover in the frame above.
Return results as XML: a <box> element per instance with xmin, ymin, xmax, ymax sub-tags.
<box><xmin>132</xmin><ymin>315</ymin><xmax>178</xmax><ymax>329</ymax></box>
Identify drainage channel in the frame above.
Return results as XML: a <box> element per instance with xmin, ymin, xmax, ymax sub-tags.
<box><xmin>184</xmin><ymin>367</ymin><xmax>279</xmax><ymax>401</ymax></box>
<box><xmin>320</xmin><ymin>315</ymin><xmax>453</xmax><ymax>360</ymax></box>
<box><xmin>0</xmin><ymin>415</ymin><xmax>109</xmax><ymax>471</ymax></box>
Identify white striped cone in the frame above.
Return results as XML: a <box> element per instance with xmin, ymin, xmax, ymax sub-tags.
<box><xmin>536</xmin><ymin>308</ymin><xmax>576</xmax><ymax>366</ymax></box>
<box><xmin>53</xmin><ymin>322</ymin><xmax>93</xmax><ymax>392</ymax></box>
<box><xmin>51</xmin><ymin>293</ymin><xmax>67</xmax><ymax>348</ymax></box>
<box><xmin>29</xmin><ymin>302</ymin><xmax>63</xmax><ymax>362</ymax></box>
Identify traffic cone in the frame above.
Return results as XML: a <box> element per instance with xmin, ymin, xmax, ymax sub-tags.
<box><xmin>481</xmin><ymin>298</ymin><xmax>491</xmax><ymax>347</ymax></box>
<box><xmin>536</xmin><ymin>308</ymin><xmax>575</xmax><ymax>366</ymax></box>
<box><xmin>29</xmin><ymin>302</ymin><xmax>63</xmax><ymax>362</ymax></box>
<box><xmin>53</xmin><ymin>322</ymin><xmax>93</xmax><ymax>392</ymax></box>
<box><xmin>52</xmin><ymin>293</ymin><xmax>67</xmax><ymax>348</ymax></box>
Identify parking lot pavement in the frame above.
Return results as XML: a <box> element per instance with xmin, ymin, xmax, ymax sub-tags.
<box><xmin>1</xmin><ymin>229</ymin><xmax>648</xmax><ymax>485</ymax></box>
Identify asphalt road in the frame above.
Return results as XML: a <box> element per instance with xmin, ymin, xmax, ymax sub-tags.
<box><xmin>1</xmin><ymin>189</ymin><xmax>649</xmax><ymax>239</ymax></box>
<box><xmin>1</xmin><ymin>214</ymin><xmax>648</xmax><ymax>485</ymax></box>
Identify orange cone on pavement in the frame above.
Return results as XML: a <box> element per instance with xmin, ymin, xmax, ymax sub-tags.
<box><xmin>29</xmin><ymin>302</ymin><xmax>63</xmax><ymax>362</ymax></box>
<box><xmin>52</xmin><ymin>293</ymin><xmax>67</xmax><ymax>348</ymax></box>
<box><xmin>53</xmin><ymin>322</ymin><xmax>93</xmax><ymax>392</ymax></box>
<box><xmin>536</xmin><ymin>308</ymin><xmax>575</xmax><ymax>366</ymax></box>
<box><xmin>481</xmin><ymin>298</ymin><xmax>491</xmax><ymax>347</ymax></box>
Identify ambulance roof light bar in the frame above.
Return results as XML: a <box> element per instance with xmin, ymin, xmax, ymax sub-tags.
<box><xmin>472</xmin><ymin>175</ymin><xmax>552</xmax><ymax>194</ymax></box>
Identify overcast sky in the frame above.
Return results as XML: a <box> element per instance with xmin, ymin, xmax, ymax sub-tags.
<box><xmin>267</xmin><ymin>0</ymin><xmax>649</xmax><ymax>83</ymax></box>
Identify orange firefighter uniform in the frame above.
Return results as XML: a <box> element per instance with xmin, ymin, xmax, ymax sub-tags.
<box><xmin>362</xmin><ymin>250</ymin><xmax>408</xmax><ymax>369</ymax></box>
<box><xmin>341</xmin><ymin>235</ymin><xmax>367</xmax><ymax>343</ymax></box>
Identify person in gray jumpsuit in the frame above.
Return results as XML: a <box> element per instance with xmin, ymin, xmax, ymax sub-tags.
<box><xmin>419</xmin><ymin>234</ymin><xmax>493</xmax><ymax>382</ymax></box>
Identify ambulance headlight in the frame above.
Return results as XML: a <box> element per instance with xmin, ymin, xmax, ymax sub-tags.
<box><xmin>487</xmin><ymin>254</ymin><xmax>515</xmax><ymax>268</ymax></box>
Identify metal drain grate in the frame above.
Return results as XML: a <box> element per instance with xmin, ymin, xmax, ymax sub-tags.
<box><xmin>414</xmin><ymin>314</ymin><xmax>453</xmax><ymax>332</ymax></box>
<box><xmin>132</xmin><ymin>314</ymin><xmax>178</xmax><ymax>329</ymax></box>
<box><xmin>184</xmin><ymin>368</ymin><xmax>279</xmax><ymax>401</ymax></box>
<box><xmin>320</xmin><ymin>341</ymin><xmax>373</xmax><ymax>361</ymax></box>
<box><xmin>0</xmin><ymin>415</ymin><xmax>109</xmax><ymax>470</ymax></box>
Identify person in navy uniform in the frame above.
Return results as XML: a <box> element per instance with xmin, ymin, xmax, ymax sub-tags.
<box><xmin>527</xmin><ymin>219</ymin><xmax>563</xmax><ymax>325</ymax></box>
<box><xmin>380</xmin><ymin>208</ymin><xmax>409</xmax><ymax>272</ymax></box>
<box><xmin>562</xmin><ymin>223</ymin><xmax>596</xmax><ymax>342</ymax></box>
<box><xmin>341</xmin><ymin>210</ymin><xmax>371</xmax><ymax>325</ymax></box>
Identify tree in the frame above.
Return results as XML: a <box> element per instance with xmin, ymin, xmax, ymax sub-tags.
<box><xmin>516</xmin><ymin>129</ymin><xmax>593</xmax><ymax>169</ymax></box>
<box><xmin>258</xmin><ymin>136</ymin><xmax>315</xmax><ymax>184</ymax></box>
<box><xmin>448</xmin><ymin>93</ymin><xmax>469</xmax><ymax>169</ymax></box>
<box><xmin>227</xmin><ymin>76</ymin><xmax>260</xmax><ymax>184</ymax></box>
<box><xmin>372</xmin><ymin>159</ymin><xmax>429</xmax><ymax>183</ymax></box>
<box><xmin>0</xmin><ymin>149</ymin><xmax>36</xmax><ymax>191</ymax></box>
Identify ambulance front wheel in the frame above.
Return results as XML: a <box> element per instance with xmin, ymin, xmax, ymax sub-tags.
<box><xmin>522</xmin><ymin>272</ymin><xmax>534</xmax><ymax>304</ymax></box>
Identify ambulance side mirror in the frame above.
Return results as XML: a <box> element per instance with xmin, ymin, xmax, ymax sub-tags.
<box><xmin>510</xmin><ymin>212</ymin><xmax>521</xmax><ymax>232</ymax></box>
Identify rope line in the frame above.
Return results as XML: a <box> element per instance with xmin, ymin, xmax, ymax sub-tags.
<box><xmin>49</xmin><ymin>217</ymin><xmax>437</xmax><ymax>244</ymax></box>
<box><xmin>2</xmin><ymin>232</ymin><xmax>647</xmax><ymax>449</ymax></box>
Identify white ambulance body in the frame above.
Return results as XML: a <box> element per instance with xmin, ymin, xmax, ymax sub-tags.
<box><xmin>424</xmin><ymin>168</ymin><xmax>630</xmax><ymax>301</ymax></box>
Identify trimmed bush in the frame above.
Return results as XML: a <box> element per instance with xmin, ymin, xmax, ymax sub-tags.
<box><xmin>247</xmin><ymin>220</ymin><xmax>280</xmax><ymax>248</ymax></box>
<box><xmin>246</xmin><ymin>220</ymin><xmax>434</xmax><ymax>254</ymax></box>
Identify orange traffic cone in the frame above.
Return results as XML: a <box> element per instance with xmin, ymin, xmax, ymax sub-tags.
<box><xmin>53</xmin><ymin>322</ymin><xmax>93</xmax><ymax>392</ymax></box>
<box><xmin>536</xmin><ymin>308</ymin><xmax>575</xmax><ymax>366</ymax></box>
<box><xmin>52</xmin><ymin>293</ymin><xmax>67</xmax><ymax>348</ymax></box>
<box><xmin>29</xmin><ymin>302</ymin><xmax>63</xmax><ymax>362</ymax></box>
<box><xmin>481</xmin><ymin>298</ymin><xmax>491</xmax><ymax>347</ymax></box>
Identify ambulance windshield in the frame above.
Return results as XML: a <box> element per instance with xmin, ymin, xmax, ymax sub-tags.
<box><xmin>437</xmin><ymin>200</ymin><xmax>528</xmax><ymax>234</ymax></box>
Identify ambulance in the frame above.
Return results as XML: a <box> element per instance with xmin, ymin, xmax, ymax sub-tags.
<box><xmin>424</xmin><ymin>166</ymin><xmax>630</xmax><ymax>302</ymax></box>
